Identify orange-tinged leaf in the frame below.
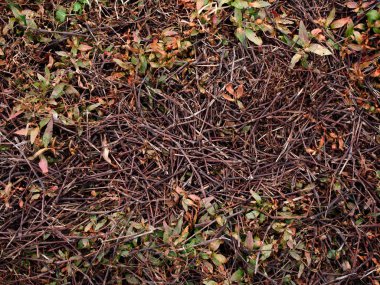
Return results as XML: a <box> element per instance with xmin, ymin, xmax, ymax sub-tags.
<box><xmin>311</xmin><ymin>28</ymin><xmax>323</xmax><ymax>36</ymax></box>
<box><xmin>226</xmin><ymin>83</ymin><xmax>235</xmax><ymax>96</ymax></box>
<box><xmin>222</xmin><ymin>93</ymin><xmax>235</xmax><ymax>102</ymax></box>
<box><xmin>330</xmin><ymin>17</ymin><xmax>350</xmax><ymax>29</ymax></box>
<box><xmin>235</xmin><ymin>84</ymin><xmax>244</xmax><ymax>99</ymax></box>
<box><xmin>15</xmin><ymin>128</ymin><xmax>29</xmax><ymax>136</ymax></box>
<box><xmin>77</xmin><ymin>44</ymin><xmax>93</xmax><ymax>52</ymax></box>
<box><xmin>39</xmin><ymin>155</ymin><xmax>48</xmax><ymax>174</ymax></box>
<box><xmin>30</xmin><ymin>127</ymin><xmax>39</xmax><ymax>144</ymax></box>
<box><xmin>346</xmin><ymin>2</ymin><xmax>358</xmax><ymax>9</ymax></box>
<box><xmin>371</xmin><ymin>68</ymin><xmax>380</xmax><ymax>78</ymax></box>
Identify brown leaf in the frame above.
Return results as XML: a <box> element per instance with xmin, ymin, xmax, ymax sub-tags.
<box><xmin>225</xmin><ymin>83</ymin><xmax>235</xmax><ymax>96</ymax></box>
<box><xmin>244</xmin><ymin>231</ymin><xmax>254</xmax><ymax>250</ymax></box>
<box><xmin>78</xmin><ymin>44</ymin><xmax>93</xmax><ymax>52</ymax></box>
<box><xmin>101</xmin><ymin>136</ymin><xmax>113</xmax><ymax>165</ymax></box>
<box><xmin>235</xmin><ymin>84</ymin><xmax>244</xmax><ymax>99</ymax></box>
<box><xmin>222</xmin><ymin>93</ymin><xmax>235</xmax><ymax>102</ymax></box>
<box><xmin>330</xmin><ymin>17</ymin><xmax>350</xmax><ymax>29</ymax></box>
<box><xmin>15</xmin><ymin>128</ymin><xmax>29</xmax><ymax>136</ymax></box>
<box><xmin>30</xmin><ymin>127</ymin><xmax>40</xmax><ymax>144</ymax></box>
<box><xmin>346</xmin><ymin>2</ymin><xmax>358</xmax><ymax>9</ymax></box>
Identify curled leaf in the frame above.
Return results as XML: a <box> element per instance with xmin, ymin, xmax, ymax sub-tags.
<box><xmin>102</xmin><ymin>136</ymin><xmax>113</xmax><ymax>165</ymax></box>
<box><xmin>290</xmin><ymin>53</ymin><xmax>302</xmax><ymax>69</ymax></box>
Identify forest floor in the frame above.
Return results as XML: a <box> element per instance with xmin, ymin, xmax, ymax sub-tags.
<box><xmin>0</xmin><ymin>0</ymin><xmax>380</xmax><ymax>284</ymax></box>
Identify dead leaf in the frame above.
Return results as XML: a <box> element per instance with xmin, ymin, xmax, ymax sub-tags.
<box><xmin>235</xmin><ymin>84</ymin><xmax>244</xmax><ymax>99</ymax></box>
<box><xmin>102</xmin><ymin>136</ymin><xmax>113</xmax><ymax>165</ymax></box>
<box><xmin>225</xmin><ymin>83</ymin><xmax>235</xmax><ymax>96</ymax></box>
<box><xmin>299</xmin><ymin>21</ymin><xmax>310</xmax><ymax>46</ymax></box>
<box><xmin>15</xmin><ymin>128</ymin><xmax>29</xmax><ymax>136</ymax></box>
<box><xmin>42</xmin><ymin>118</ymin><xmax>53</xmax><ymax>147</ymax></box>
<box><xmin>39</xmin><ymin>155</ymin><xmax>48</xmax><ymax>174</ymax></box>
<box><xmin>305</xmin><ymin>44</ymin><xmax>332</xmax><ymax>56</ymax></box>
<box><xmin>222</xmin><ymin>93</ymin><xmax>235</xmax><ymax>102</ymax></box>
<box><xmin>78</xmin><ymin>44</ymin><xmax>93</xmax><ymax>52</ymax></box>
<box><xmin>330</xmin><ymin>17</ymin><xmax>350</xmax><ymax>29</ymax></box>
<box><xmin>290</xmin><ymin>53</ymin><xmax>302</xmax><ymax>69</ymax></box>
<box><xmin>30</xmin><ymin>127</ymin><xmax>40</xmax><ymax>144</ymax></box>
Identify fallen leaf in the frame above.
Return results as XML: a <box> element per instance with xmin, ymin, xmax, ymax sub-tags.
<box><xmin>290</xmin><ymin>53</ymin><xmax>302</xmax><ymax>69</ymax></box>
<box><xmin>42</xmin><ymin>118</ymin><xmax>53</xmax><ymax>147</ymax></box>
<box><xmin>299</xmin><ymin>21</ymin><xmax>310</xmax><ymax>46</ymax></box>
<box><xmin>330</xmin><ymin>17</ymin><xmax>350</xmax><ymax>29</ymax></box>
<box><xmin>325</xmin><ymin>8</ymin><xmax>336</xmax><ymax>27</ymax></box>
<box><xmin>51</xmin><ymin>83</ymin><xmax>65</xmax><ymax>99</ymax></box>
<box><xmin>346</xmin><ymin>2</ymin><xmax>358</xmax><ymax>9</ymax></box>
<box><xmin>78</xmin><ymin>44</ymin><xmax>93</xmax><ymax>52</ymax></box>
<box><xmin>30</xmin><ymin>127</ymin><xmax>39</xmax><ymax>144</ymax></box>
<box><xmin>39</xmin><ymin>155</ymin><xmax>48</xmax><ymax>174</ymax></box>
<box><xmin>15</xmin><ymin>128</ymin><xmax>29</xmax><ymax>136</ymax></box>
<box><xmin>235</xmin><ymin>84</ymin><xmax>244</xmax><ymax>99</ymax></box>
<box><xmin>102</xmin><ymin>136</ymin><xmax>113</xmax><ymax>165</ymax></box>
<box><xmin>226</xmin><ymin>83</ymin><xmax>235</xmax><ymax>96</ymax></box>
<box><xmin>222</xmin><ymin>93</ymin><xmax>235</xmax><ymax>102</ymax></box>
<box><xmin>249</xmin><ymin>1</ymin><xmax>271</xmax><ymax>8</ymax></box>
<box><xmin>305</xmin><ymin>43</ymin><xmax>332</xmax><ymax>56</ymax></box>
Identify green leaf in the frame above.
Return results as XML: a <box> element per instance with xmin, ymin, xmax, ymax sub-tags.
<box><xmin>325</xmin><ymin>8</ymin><xmax>336</xmax><ymax>28</ymax></box>
<box><xmin>125</xmin><ymin>274</ymin><xmax>140</xmax><ymax>285</ymax></box>
<box><xmin>234</xmin><ymin>7</ymin><xmax>243</xmax><ymax>26</ymax></box>
<box><xmin>42</xmin><ymin>118</ymin><xmax>53</xmax><ymax>148</ymax></box>
<box><xmin>87</xmin><ymin>103</ymin><xmax>102</xmax><ymax>112</ymax></box>
<box><xmin>235</xmin><ymin>27</ymin><xmax>246</xmax><ymax>44</ymax></box>
<box><xmin>231</xmin><ymin>0</ymin><xmax>249</xmax><ymax>9</ymax></box>
<box><xmin>260</xmin><ymin>243</ymin><xmax>273</xmax><ymax>260</ymax></box>
<box><xmin>231</xmin><ymin>268</ymin><xmax>245</xmax><ymax>282</ymax></box>
<box><xmin>211</xmin><ymin>253</ymin><xmax>228</xmax><ymax>266</ymax></box>
<box><xmin>73</xmin><ymin>2</ymin><xmax>82</xmax><ymax>12</ymax></box>
<box><xmin>113</xmin><ymin>58</ymin><xmax>131</xmax><ymax>70</ymax></box>
<box><xmin>51</xmin><ymin>83</ymin><xmax>65</xmax><ymax>99</ymax></box>
<box><xmin>139</xmin><ymin>55</ymin><xmax>148</xmax><ymax>74</ymax></box>
<box><xmin>250</xmin><ymin>190</ymin><xmax>262</xmax><ymax>203</ymax></box>
<box><xmin>78</xmin><ymin>238</ymin><xmax>90</xmax><ymax>249</ymax></box>
<box><xmin>289</xmin><ymin>250</ymin><xmax>302</xmax><ymax>261</ymax></box>
<box><xmin>55</xmin><ymin>8</ymin><xmax>67</xmax><ymax>23</ymax></box>
<box><xmin>245</xmin><ymin>29</ymin><xmax>263</xmax><ymax>46</ymax></box>
<box><xmin>305</xmin><ymin>43</ymin><xmax>332</xmax><ymax>56</ymax></box>
<box><xmin>367</xmin><ymin>10</ymin><xmax>380</xmax><ymax>23</ymax></box>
